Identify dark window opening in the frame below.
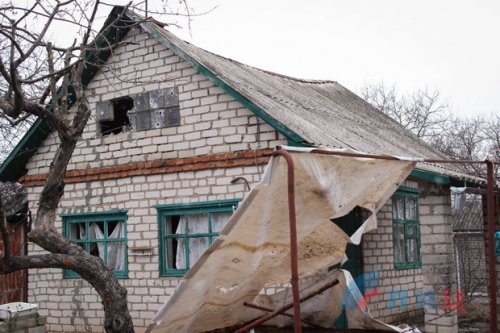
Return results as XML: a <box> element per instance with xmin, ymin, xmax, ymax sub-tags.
<box><xmin>165</xmin><ymin>215</ymin><xmax>181</xmax><ymax>270</ymax></box>
<box><xmin>98</xmin><ymin>97</ymin><xmax>134</xmax><ymax>136</ymax></box>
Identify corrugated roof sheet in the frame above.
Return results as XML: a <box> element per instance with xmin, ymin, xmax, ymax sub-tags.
<box><xmin>148</xmin><ymin>22</ymin><xmax>480</xmax><ymax>182</ymax></box>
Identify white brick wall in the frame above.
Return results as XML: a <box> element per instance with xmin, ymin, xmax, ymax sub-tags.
<box><xmin>27</xmin><ymin>165</ymin><xmax>264</xmax><ymax>332</ymax></box>
<box><xmin>23</xmin><ymin>26</ymin><xmax>287</xmax><ymax>333</ymax></box>
<box><xmin>362</xmin><ymin>180</ymin><xmax>424</xmax><ymax>324</ymax></box>
<box><xmin>25</xmin><ymin>26</ymin><xmax>286</xmax><ymax>177</ymax></box>
<box><xmin>362</xmin><ymin>202</ymin><xmax>424</xmax><ymax>323</ymax></box>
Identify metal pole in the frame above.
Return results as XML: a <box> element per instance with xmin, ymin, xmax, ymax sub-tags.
<box><xmin>273</xmin><ymin>149</ymin><xmax>302</xmax><ymax>333</ymax></box>
<box><xmin>309</xmin><ymin>148</ymin><xmax>487</xmax><ymax>164</ymax></box>
<box><xmin>486</xmin><ymin>161</ymin><xmax>498</xmax><ymax>333</ymax></box>
<box><xmin>242</xmin><ymin>303</ymin><xmax>321</xmax><ymax>328</ymax></box>
<box><xmin>234</xmin><ymin>278</ymin><xmax>339</xmax><ymax>333</ymax></box>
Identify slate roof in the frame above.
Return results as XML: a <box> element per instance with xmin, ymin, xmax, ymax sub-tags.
<box><xmin>0</xmin><ymin>7</ymin><xmax>480</xmax><ymax>184</ymax></box>
<box><xmin>134</xmin><ymin>10</ymin><xmax>479</xmax><ymax>183</ymax></box>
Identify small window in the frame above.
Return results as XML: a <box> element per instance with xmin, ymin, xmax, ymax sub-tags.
<box><xmin>392</xmin><ymin>189</ymin><xmax>421</xmax><ymax>270</ymax></box>
<box><xmin>97</xmin><ymin>97</ymin><xmax>133</xmax><ymax>136</ymax></box>
<box><xmin>96</xmin><ymin>88</ymin><xmax>179</xmax><ymax>136</ymax></box>
<box><xmin>156</xmin><ymin>200</ymin><xmax>239</xmax><ymax>276</ymax></box>
<box><xmin>62</xmin><ymin>210</ymin><xmax>128</xmax><ymax>278</ymax></box>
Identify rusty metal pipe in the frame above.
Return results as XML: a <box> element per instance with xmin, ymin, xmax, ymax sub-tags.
<box><xmin>242</xmin><ymin>302</ymin><xmax>322</xmax><ymax>328</ymax></box>
<box><xmin>309</xmin><ymin>148</ymin><xmax>488</xmax><ymax>164</ymax></box>
<box><xmin>273</xmin><ymin>149</ymin><xmax>302</xmax><ymax>333</ymax></box>
<box><xmin>230</xmin><ymin>176</ymin><xmax>251</xmax><ymax>191</ymax></box>
<box><xmin>486</xmin><ymin>161</ymin><xmax>498</xmax><ymax>333</ymax></box>
<box><xmin>234</xmin><ymin>278</ymin><xmax>339</xmax><ymax>333</ymax></box>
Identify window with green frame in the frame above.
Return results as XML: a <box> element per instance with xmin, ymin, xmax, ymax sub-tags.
<box><xmin>62</xmin><ymin>210</ymin><xmax>128</xmax><ymax>278</ymax></box>
<box><xmin>392</xmin><ymin>188</ymin><xmax>421</xmax><ymax>269</ymax></box>
<box><xmin>156</xmin><ymin>200</ymin><xmax>239</xmax><ymax>276</ymax></box>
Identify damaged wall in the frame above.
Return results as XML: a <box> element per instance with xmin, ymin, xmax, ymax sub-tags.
<box><xmin>23</xmin><ymin>25</ymin><xmax>286</xmax><ymax>332</ymax></box>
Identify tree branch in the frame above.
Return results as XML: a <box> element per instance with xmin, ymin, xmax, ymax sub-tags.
<box><xmin>13</xmin><ymin>0</ymin><xmax>75</xmax><ymax>67</ymax></box>
<box><xmin>47</xmin><ymin>43</ymin><xmax>59</xmax><ymax>115</ymax></box>
<box><xmin>0</xmin><ymin>193</ymin><xmax>10</xmax><ymax>261</ymax></box>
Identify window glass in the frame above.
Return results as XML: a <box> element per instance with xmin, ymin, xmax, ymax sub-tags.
<box><xmin>406</xmin><ymin>198</ymin><xmax>417</xmax><ymax>220</ymax></box>
<box><xmin>157</xmin><ymin>200</ymin><xmax>239</xmax><ymax>276</ymax></box>
<box><xmin>212</xmin><ymin>211</ymin><xmax>232</xmax><ymax>233</ymax></box>
<box><xmin>394</xmin><ymin>197</ymin><xmax>405</xmax><ymax>220</ymax></box>
<box><xmin>392</xmin><ymin>192</ymin><xmax>421</xmax><ymax>269</ymax></box>
<box><xmin>407</xmin><ymin>238</ymin><xmax>418</xmax><ymax>263</ymax></box>
<box><xmin>63</xmin><ymin>211</ymin><xmax>128</xmax><ymax>278</ymax></box>
<box><xmin>394</xmin><ymin>224</ymin><xmax>405</xmax><ymax>263</ymax></box>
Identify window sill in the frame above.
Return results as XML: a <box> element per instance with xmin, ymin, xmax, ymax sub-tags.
<box><xmin>394</xmin><ymin>263</ymin><xmax>422</xmax><ymax>270</ymax></box>
<box><xmin>63</xmin><ymin>270</ymin><xmax>128</xmax><ymax>279</ymax></box>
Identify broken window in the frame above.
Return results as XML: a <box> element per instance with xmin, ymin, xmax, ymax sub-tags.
<box><xmin>392</xmin><ymin>189</ymin><xmax>421</xmax><ymax>269</ymax></box>
<box><xmin>62</xmin><ymin>210</ymin><xmax>128</xmax><ymax>278</ymax></box>
<box><xmin>157</xmin><ymin>200</ymin><xmax>239</xmax><ymax>276</ymax></box>
<box><xmin>97</xmin><ymin>97</ymin><xmax>133</xmax><ymax>136</ymax></box>
<box><xmin>96</xmin><ymin>87</ymin><xmax>180</xmax><ymax>136</ymax></box>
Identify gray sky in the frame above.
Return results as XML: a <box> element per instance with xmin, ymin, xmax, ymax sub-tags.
<box><xmin>37</xmin><ymin>0</ymin><xmax>500</xmax><ymax>118</ymax></box>
<box><xmin>170</xmin><ymin>0</ymin><xmax>500</xmax><ymax>118</ymax></box>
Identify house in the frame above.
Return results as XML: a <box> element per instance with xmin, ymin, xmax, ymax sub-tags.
<box><xmin>0</xmin><ymin>6</ymin><xmax>485</xmax><ymax>333</ymax></box>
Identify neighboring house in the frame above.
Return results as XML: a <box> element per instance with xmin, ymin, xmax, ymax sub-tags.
<box><xmin>0</xmin><ymin>182</ymin><xmax>28</xmax><ymax>304</ymax></box>
<box><xmin>0</xmin><ymin>6</ymin><xmax>483</xmax><ymax>333</ymax></box>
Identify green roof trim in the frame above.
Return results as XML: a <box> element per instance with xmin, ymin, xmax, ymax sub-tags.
<box><xmin>0</xmin><ymin>7</ymin><xmax>133</xmax><ymax>182</ymax></box>
<box><xmin>410</xmin><ymin>169</ymin><xmax>449</xmax><ymax>185</ymax></box>
<box><xmin>126</xmin><ymin>9</ymin><xmax>306</xmax><ymax>144</ymax></box>
<box><xmin>0</xmin><ymin>118</ymin><xmax>51</xmax><ymax>182</ymax></box>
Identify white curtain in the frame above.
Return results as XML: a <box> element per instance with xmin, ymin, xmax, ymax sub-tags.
<box><xmin>80</xmin><ymin>222</ymin><xmax>125</xmax><ymax>272</ymax></box>
<box><xmin>175</xmin><ymin>212</ymin><xmax>232</xmax><ymax>269</ymax></box>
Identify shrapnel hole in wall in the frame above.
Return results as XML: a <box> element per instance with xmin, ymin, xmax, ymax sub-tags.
<box><xmin>96</xmin><ymin>87</ymin><xmax>180</xmax><ymax>136</ymax></box>
<box><xmin>98</xmin><ymin>96</ymin><xmax>133</xmax><ymax>136</ymax></box>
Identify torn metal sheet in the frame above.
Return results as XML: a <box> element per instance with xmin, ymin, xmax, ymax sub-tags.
<box><xmin>150</xmin><ymin>148</ymin><xmax>416</xmax><ymax>332</ymax></box>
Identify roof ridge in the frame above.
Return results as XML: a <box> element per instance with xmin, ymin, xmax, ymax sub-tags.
<box><xmin>172</xmin><ymin>30</ymin><xmax>336</xmax><ymax>85</ymax></box>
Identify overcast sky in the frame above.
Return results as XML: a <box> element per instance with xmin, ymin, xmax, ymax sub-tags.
<box><xmin>168</xmin><ymin>0</ymin><xmax>500</xmax><ymax>118</ymax></box>
<box><xmin>41</xmin><ymin>0</ymin><xmax>500</xmax><ymax>118</ymax></box>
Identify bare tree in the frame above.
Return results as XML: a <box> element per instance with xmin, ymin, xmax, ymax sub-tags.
<box><xmin>360</xmin><ymin>82</ymin><xmax>450</xmax><ymax>143</ymax></box>
<box><xmin>483</xmin><ymin>113</ymin><xmax>500</xmax><ymax>164</ymax></box>
<box><xmin>0</xmin><ymin>1</ymin><xmax>199</xmax><ymax>331</ymax></box>
<box><xmin>361</xmin><ymin>82</ymin><xmax>499</xmax><ymax>179</ymax></box>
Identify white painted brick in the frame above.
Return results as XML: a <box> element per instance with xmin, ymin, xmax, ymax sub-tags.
<box><xmin>24</xmin><ymin>29</ymin><xmax>287</xmax><ymax>333</ymax></box>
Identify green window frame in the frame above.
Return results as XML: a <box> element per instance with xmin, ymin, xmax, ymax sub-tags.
<box><xmin>62</xmin><ymin>210</ymin><xmax>128</xmax><ymax>278</ymax></box>
<box><xmin>156</xmin><ymin>200</ymin><xmax>240</xmax><ymax>277</ymax></box>
<box><xmin>392</xmin><ymin>187</ymin><xmax>421</xmax><ymax>270</ymax></box>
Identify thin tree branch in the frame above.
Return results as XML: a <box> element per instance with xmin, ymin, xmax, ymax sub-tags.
<box><xmin>0</xmin><ymin>194</ymin><xmax>10</xmax><ymax>261</ymax></box>
<box><xmin>13</xmin><ymin>0</ymin><xmax>75</xmax><ymax>67</ymax></box>
<box><xmin>47</xmin><ymin>43</ymin><xmax>59</xmax><ymax>115</ymax></box>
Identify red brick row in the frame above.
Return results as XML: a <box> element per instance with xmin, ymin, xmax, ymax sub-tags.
<box><xmin>20</xmin><ymin>149</ymin><xmax>273</xmax><ymax>187</ymax></box>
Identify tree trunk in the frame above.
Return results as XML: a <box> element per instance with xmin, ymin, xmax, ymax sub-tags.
<box><xmin>2</xmin><ymin>229</ymin><xmax>134</xmax><ymax>333</ymax></box>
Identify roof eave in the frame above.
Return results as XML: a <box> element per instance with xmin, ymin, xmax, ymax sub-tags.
<box><xmin>0</xmin><ymin>7</ymin><xmax>134</xmax><ymax>182</ymax></box>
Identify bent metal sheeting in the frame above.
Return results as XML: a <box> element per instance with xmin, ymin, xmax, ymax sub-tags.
<box><xmin>150</xmin><ymin>147</ymin><xmax>416</xmax><ymax>332</ymax></box>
